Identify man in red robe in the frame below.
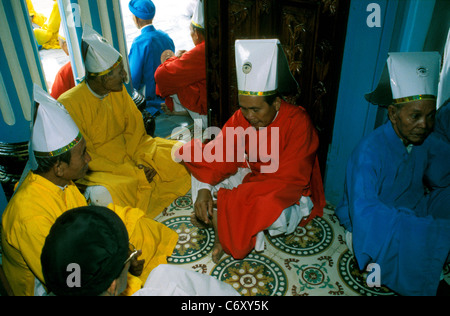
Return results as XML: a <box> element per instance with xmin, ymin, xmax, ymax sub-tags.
<box><xmin>174</xmin><ymin>39</ymin><xmax>326</xmax><ymax>263</ymax></box>
<box><xmin>50</xmin><ymin>36</ymin><xmax>75</xmax><ymax>100</ymax></box>
<box><xmin>154</xmin><ymin>0</ymin><xmax>207</xmax><ymax>128</ymax></box>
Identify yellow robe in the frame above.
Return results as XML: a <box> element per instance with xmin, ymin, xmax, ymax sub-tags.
<box><xmin>58</xmin><ymin>82</ymin><xmax>191</xmax><ymax>218</ymax></box>
<box><xmin>31</xmin><ymin>0</ymin><xmax>61</xmax><ymax>49</ymax></box>
<box><xmin>1</xmin><ymin>172</ymin><xmax>178</xmax><ymax>296</ymax></box>
<box><xmin>26</xmin><ymin>0</ymin><xmax>47</xmax><ymax>27</ymax></box>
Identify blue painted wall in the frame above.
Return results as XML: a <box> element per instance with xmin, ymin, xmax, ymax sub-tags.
<box><xmin>324</xmin><ymin>0</ymin><xmax>438</xmax><ymax>206</ymax></box>
<box><xmin>0</xmin><ymin>0</ymin><xmax>134</xmax><ymax>216</ymax></box>
<box><xmin>0</xmin><ymin>0</ymin><xmax>46</xmax><ymax>217</ymax></box>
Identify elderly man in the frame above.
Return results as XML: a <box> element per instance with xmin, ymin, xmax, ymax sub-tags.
<box><xmin>58</xmin><ymin>25</ymin><xmax>190</xmax><ymax>218</ymax></box>
<box><xmin>1</xmin><ymin>86</ymin><xmax>178</xmax><ymax>296</ymax></box>
<box><xmin>336</xmin><ymin>52</ymin><xmax>450</xmax><ymax>296</ymax></box>
<box><xmin>128</xmin><ymin>0</ymin><xmax>175</xmax><ymax>115</ymax></box>
<box><xmin>175</xmin><ymin>39</ymin><xmax>325</xmax><ymax>263</ymax></box>
<box><xmin>154</xmin><ymin>0</ymin><xmax>207</xmax><ymax>128</ymax></box>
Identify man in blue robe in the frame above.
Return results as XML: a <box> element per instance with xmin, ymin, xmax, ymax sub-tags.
<box><xmin>336</xmin><ymin>52</ymin><xmax>450</xmax><ymax>296</ymax></box>
<box><xmin>128</xmin><ymin>0</ymin><xmax>175</xmax><ymax>115</ymax></box>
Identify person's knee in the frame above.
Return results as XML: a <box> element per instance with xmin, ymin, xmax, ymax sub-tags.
<box><xmin>85</xmin><ymin>186</ymin><xmax>113</xmax><ymax>206</ymax></box>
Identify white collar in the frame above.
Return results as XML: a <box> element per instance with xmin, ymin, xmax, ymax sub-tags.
<box><xmin>405</xmin><ymin>144</ymin><xmax>413</xmax><ymax>154</ymax></box>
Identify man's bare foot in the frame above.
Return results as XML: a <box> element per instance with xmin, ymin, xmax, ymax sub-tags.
<box><xmin>212</xmin><ymin>241</ymin><xmax>224</xmax><ymax>264</ymax></box>
<box><xmin>190</xmin><ymin>212</ymin><xmax>211</xmax><ymax>229</ymax></box>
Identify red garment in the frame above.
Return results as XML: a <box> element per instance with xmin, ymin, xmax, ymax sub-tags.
<box><xmin>154</xmin><ymin>41</ymin><xmax>207</xmax><ymax>115</ymax></box>
<box><xmin>176</xmin><ymin>101</ymin><xmax>326</xmax><ymax>259</ymax></box>
<box><xmin>50</xmin><ymin>61</ymin><xmax>75</xmax><ymax>100</ymax></box>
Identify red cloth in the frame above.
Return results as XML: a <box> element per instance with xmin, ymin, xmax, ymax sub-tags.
<box><xmin>176</xmin><ymin>102</ymin><xmax>326</xmax><ymax>259</ymax></box>
<box><xmin>154</xmin><ymin>41</ymin><xmax>207</xmax><ymax>115</ymax></box>
<box><xmin>50</xmin><ymin>61</ymin><xmax>75</xmax><ymax>100</ymax></box>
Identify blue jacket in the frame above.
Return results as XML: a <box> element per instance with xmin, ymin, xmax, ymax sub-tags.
<box><xmin>336</xmin><ymin>121</ymin><xmax>450</xmax><ymax>296</ymax></box>
<box><xmin>129</xmin><ymin>25</ymin><xmax>175</xmax><ymax>113</ymax></box>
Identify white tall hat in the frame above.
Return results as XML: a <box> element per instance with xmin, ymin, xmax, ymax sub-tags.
<box><xmin>32</xmin><ymin>84</ymin><xmax>82</xmax><ymax>157</ymax></box>
<box><xmin>191</xmin><ymin>0</ymin><xmax>204</xmax><ymax>29</ymax></box>
<box><xmin>82</xmin><ymin>24</ymin><xmax>122</xmax><ymax>76</ymax></box>
<box><xmin>437</xmin><ymin>28</ymin><xmax>450</xmax><ymax>109</ymax></box>
<box><xmin>235</xmin><ymin>39</ymin><xmax>298</xmax><ymax>96</ymax></box>
<box><xmin>365</xmin><ymin>51</ymin><xmax>441</xmax><ymax>107</ymax></box>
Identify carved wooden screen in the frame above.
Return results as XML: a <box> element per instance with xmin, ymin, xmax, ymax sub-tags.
<box><xmin>205</xmin><ymin>0</ymin><xmax>349</xmax><ymax>176</ymax></box>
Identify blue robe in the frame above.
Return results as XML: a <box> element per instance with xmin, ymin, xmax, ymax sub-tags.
<box><xmin>129</xmin><ymin>25</ymin><xmax>175</xmax><ymax>115</ymax></box>
<box><xmin>336</xmin><ymin>121</ymin><xmax>450</xmax><ymax>296</ymax></box>
<box><xmin>435</xmin><ymin>102</ymin><xmax>450</xmax><ymax>143</ymax></box>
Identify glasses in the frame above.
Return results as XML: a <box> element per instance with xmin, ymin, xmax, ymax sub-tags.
<box><xmin>124</xmin><ymin>242</ymin><xmax>139</xmax><ymax>265</ymax></box>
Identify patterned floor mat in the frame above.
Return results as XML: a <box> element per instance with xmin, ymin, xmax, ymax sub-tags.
<box><xmin>155</xmin><ymin>192</ymin><xmax>402</xmax><ymax>296</ymax></box>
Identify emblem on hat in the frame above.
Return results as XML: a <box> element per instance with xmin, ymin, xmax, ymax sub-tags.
<box><xmin>242</xmin><ymin>62</ymin><xmax>252</xmax><ymax>74</ymax></box>
<box><xmin>416</xmin><ymin>66</ymin><xmax>429</xmax><ymax>77</ymax></box>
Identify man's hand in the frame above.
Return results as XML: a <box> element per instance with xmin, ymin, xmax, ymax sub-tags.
<box><xmin>129</xmin><ymin>249</ymin><xmax>145</xmax><ymax>277</ymax></box>
<box><xmin>175</xmin><ymin>50</ymin><xmax>187</xmax><ymax>58</ymax></box>
<box><xmin>161</xmin><ymin>49</ymin><xmax>175</xmax><ymax>63</ymax></box>
<box><xmin>138</xmin><ymin>164</ymin><xmax>157</xmax><ymax>184</ymax></box>
<box><xmin>194</xmin><ymin>189</ymin><xmax>217</xmax><ymax>226</ymax></box>
<box><xmin>161</xmin><ymin>103</ymin><xmax>172</xmax><ymax>115</ymax></box>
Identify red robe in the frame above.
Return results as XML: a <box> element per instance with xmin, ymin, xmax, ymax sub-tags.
<box><xmin>50</xmin><ymin>61</ymin><xmax>75</xmax><ymax>100</ymax></box>
<box><xmin>154</xmin><ymin>41</ymin><xmax>207</xmax><ymax>115</ymax></box>
<box><xmin>176</xmin><ymin>101</ymin><xmax>326</xmax><ymax>259</ymax></box>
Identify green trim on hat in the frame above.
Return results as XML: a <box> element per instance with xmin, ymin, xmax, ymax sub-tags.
<box><xmin>191</xmin><ymin>21</ymin><xmax>204</xmax><ymax>29</ymax></box>
<box><xmin>393</xmin><ymin>94</ymin><xmax>436</xmax><ymax>105</ymax></box>
<box><xmin>238</xmin><ymin>90</ymin><xmax>278</xmax><ymax>96</ymax></box>
<box><xmin>34</xmin><ymin>132</ymin><xmax>83</xmax><ymax>157</ymax></box>
<box><xmin>88</xmin><ymin>55</ymin><xmax>123</xmax><ymax>77</ymax></box>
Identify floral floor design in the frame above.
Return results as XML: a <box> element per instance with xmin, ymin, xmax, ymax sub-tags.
<box><xmin>155</xmin><ymin>192</ymin><xmax>407</xmax><ymax>297</ymax></box>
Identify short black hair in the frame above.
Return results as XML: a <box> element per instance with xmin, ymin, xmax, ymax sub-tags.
<box><xmin>34</xmin><ymin>150</ymin><xmax>72</xmax><ymax>174</ymax></box>
<box><xmin>263</xmin><ymin>93</ymin><xmax>281</xmax><ymax>106</ymax></box>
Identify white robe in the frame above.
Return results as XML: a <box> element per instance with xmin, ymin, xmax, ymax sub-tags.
<box><xmin>133</xmin><ymin>264</ymin><xmax>240</xmax><ymax>296</ymax></box>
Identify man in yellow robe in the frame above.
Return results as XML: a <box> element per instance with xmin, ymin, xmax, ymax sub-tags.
<box><xmin>1</xmin><ymin>86</ymin><xmax>178</xmax><ymax>296</ymax></box>
<box><xmin>58</xmin><ymin>25</ymin><xmax>190</xmax><ymax>218</ymax></box>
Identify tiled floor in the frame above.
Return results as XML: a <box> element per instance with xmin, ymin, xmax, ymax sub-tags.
<box><xmin>155</xmin><ymin>193</ymin><xmax>401</xmax><ymax>297</ymax></box>
<box><xmin>6</xmin><ymin>0</ymin><xmax>448</xmax><ymax>297</ymax></box>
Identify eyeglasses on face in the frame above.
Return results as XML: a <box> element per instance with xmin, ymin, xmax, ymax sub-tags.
<box><xmin>124</xmin><ymin>242</ymin><xmax>139</xmax><ymax>265</ymax></box>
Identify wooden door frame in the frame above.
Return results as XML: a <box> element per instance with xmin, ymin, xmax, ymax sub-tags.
<box><xmin>204</xmin><ymin>0</ymin><xmax>350</xmax><ymax>178</ymax></box>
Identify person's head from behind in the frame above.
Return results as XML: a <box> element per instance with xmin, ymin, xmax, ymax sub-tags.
<box><xmin>190</xmin><ymin>0</ymin><xmax>205</xmax><ymax>46</ymax></box>
<box><xmin>128</xmin><ymin>0</ymin><xmax>155</xmax><ymax>29</ymax></box>
<box><xmin>190</xmin><ymin>23</ymin><xmax>205</xmax><ymax>46</ymax></box>
<box><xmin>41</xmin><ymin>206</ymin><xmax>132</xmax><ymax>296</ymax></box>
<box><xmin>32</xmin><ymin>85</ymin><xmax>91</xmax><ymax>185</ymax></box>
